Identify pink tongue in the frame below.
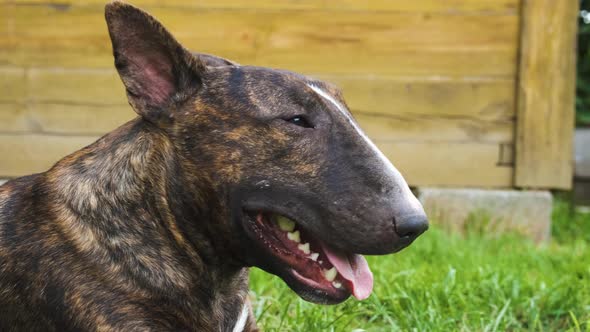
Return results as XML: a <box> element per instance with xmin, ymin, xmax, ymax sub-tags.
<box><xmin>321</xmin><ymin>244</ymin><xmax>374</xmax><ymax>300</ymax></box>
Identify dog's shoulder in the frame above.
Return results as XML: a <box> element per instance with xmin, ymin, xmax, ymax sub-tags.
<box><xmin>0</xmin><ymin>174</ymin><xmax>57</xmax><ymax>330</ymax></box>
<box><xmin>0</xmin><ymin>173</ymin><xmax>48</xmax><ymax>229</ymax></box>
<box><xmin>0</xmin><ymin>173</ymin><xmax>53</xmax><ymax>273</ymax></box>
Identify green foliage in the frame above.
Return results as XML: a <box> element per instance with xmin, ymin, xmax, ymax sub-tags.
<box><xmin>578</xmin><ymin>0</ymin><xmax>590</xmax><ymax>126</ymax></box>
<box><xmin>249</xmin><ymin>201</ymin><xmax>590</xmax><ymax>331</ymax></box>
<box><xmin>552</xmin><ymin>196</ymin><xmax>590</xmax><ymax>244</ymax></box>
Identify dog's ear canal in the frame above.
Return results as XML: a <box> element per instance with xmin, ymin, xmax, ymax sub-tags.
<box><xmin>104</xmin><ymin>1</ymin><xmax>205</xmax><ymax>123</ymax></box>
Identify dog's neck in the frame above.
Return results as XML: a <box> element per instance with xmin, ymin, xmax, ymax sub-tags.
<box><xmin>46</xmin><ymin>118</ymin><xmax>246</xmax><ymax>299</ymax></box>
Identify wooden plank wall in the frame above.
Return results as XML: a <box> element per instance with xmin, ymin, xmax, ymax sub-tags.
<box><xmin>0</xmin><ymin>0</ymin><xmax>521</xmax><ymax>187</ymax></box>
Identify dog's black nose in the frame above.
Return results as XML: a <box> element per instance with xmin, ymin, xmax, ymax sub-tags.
<box><xmin>394</xmin><ymin>214</ymin><xmax>429</xmax><ymax>240</ymax></box>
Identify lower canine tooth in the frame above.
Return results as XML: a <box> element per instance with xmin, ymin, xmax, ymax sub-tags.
<box><xmin>287</xmin><ymin>231</ymin><xmax>300</xmax><ymax>243</ymax></box>
<box><xmin>310</xmin><ymin>253</ymin><xmax>319</xmax><ymax>261</ymax></box>
<box><xmin>324</xmin><ymin>267</ymin><xmax>337</xmax><ymax>282</ymax></box>
<box><xmin>276</xmin><ymin>216</ymin><xmax>296</xmax><ymax>232</ymax></box>
<box><xmin>332</xmin><ymin>281</ymin><xmax>342</xmax><ymax>289</ymax></box>
<box><xmin>297</xmin><ymin>243</ymin><xmax>310</xmax><ymax>254</ymax></box>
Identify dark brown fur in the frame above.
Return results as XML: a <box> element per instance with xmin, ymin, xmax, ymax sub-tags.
<box><xmin>0</xmin><ymin>2</ymin><xmax>427</xmax><ymax>331</ymax></box>
<box><xmin>0</xmin><ymin>120</ymin><xmax>257</xmax><ymax>331</ymax></box>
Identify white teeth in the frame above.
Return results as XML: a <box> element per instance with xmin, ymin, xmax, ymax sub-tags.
<box><xmin>276</xmin><ymin>216</ymin><xmax>295</xmax><ymax>232</ymax></box>
<box><xmin>310</xmin><ymin>253</ymin><xmax>319</xmax><ymax>261</ymax></box>
<box><xmin>332</xmin><ymin>281</ymin><xmax>342</xmax><ymax>289</ymax></box>
<box><xmin>297</xmin><ymin>243</ymin><xmax>310</xmax><ymax>254</ymax></box>
<box><xmin>324</xmin><ymin>267</ymin><xmax>337</xmax><ymax>282</ymax></box>
<box><xmin>287</xmin><ymin>231</ymin><xmax>300</xmax><ymax>243</ymax></box>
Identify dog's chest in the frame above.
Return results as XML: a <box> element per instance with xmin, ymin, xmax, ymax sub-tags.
<box><xmin>231</xmin><ymin>303</ymin><xmax>249</xmax><ymax>332</ymax></box>
<box><xmin>204</xmin><ymin>268</ymin><xmax>254</xmax><ymax>332</ymax></box>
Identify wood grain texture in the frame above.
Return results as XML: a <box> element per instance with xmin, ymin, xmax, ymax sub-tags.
<box><xmin>0</xmin><ymin>103</ymin><xmax>135</xmax><ymax>135</ymax></box>
<box><xmin>0</xmin><ymin>68</ymin><xmax>515</xmax><ymax>142</ymax></box>
<box><xmin>514</xmin><ymin>0</ymin><xmax>578</xmax><ymax>189</ymax></box>
<box><xmin>0</xmin><ymin>103</ymin><xmax>28</xmax><ymax>132</ymax></box>
<box><xmin>0</xmin><ymin>67</ymin><xmax>25</xmax><ymax>103</ymax></box>
<box><xmin>378</xmin><ymin>141</ymin><xmax>513</xmax><ymax>187</ymax></box>
<box><xmin>3</xmin><ymin>0</ymin><xmax>520</xmax><ymax>13</ymax></box>
<box><xmin>0</xmin><ymin>5</ymin><xmax>519</xmax><ymax>76</ymax></box>
<box><xmin>0</xmin><ymin>0</ymin><xmax>548</xmax><ymax>189</ymax></box>
<box><xmin>0</xmin><ymin>101</ymin><xmax>513</xmax><ymax>142</ymax></box>
<box><xmin>325</xmin><ymin>76</ymin><xmax>516</xmax><ymax>117</ymax></box>
<box><xmin>4</xmin><ymin>67</ymin><xmax>516</xmax><ymax>112</ymax></box>
<box><xmin>0</xmin><ymin>133</ymin><xmax>513</xmax><ymax>187</ymax></box>
<box><xmin>0</xmin><ymin>134</ymin><xmax>97</xmax><ymax>177</ymax></box>
<box><xmin>355</xmin><ymin>112</ymin><xmax>514</xmax><ymax>143</ymax></box>
<box><xmin>25</xmin><ymin>68</ymin><xmax>126</xmax><ymax>105</ymax></box>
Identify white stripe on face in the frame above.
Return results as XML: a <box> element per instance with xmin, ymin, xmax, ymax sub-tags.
<box><xmin>306</xmin><ymin>83</ymin><xmax>423</xmax><ymax>212</ymax></box>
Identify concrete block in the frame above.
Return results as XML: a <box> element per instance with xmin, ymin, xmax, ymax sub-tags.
<box><xmin>418</xmin><ymin>188</ymin><xmax>552</xmax><ymax>243</ymax></box>
<box><xmin>575</xmin><ymin>128</ymin><xmax>590</xmax><ymax>178</ymax></box>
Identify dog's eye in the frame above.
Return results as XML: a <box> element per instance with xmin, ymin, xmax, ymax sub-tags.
<box><xmin>286</xmin><ymin>116</ymin><xmax>313</xmax><ymax>128</ymax></box>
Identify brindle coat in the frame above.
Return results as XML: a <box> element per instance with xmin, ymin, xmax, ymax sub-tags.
<box><xmin>0</xmin><ymin>2</ymin><xmax>427</xmax><ymax>331</ymax></box>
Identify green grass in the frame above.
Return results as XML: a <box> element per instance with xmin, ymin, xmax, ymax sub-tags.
<box><xmin>249</xmin><ymin>201</ymin><xmax>590</xmax><ymax>331</ymax></box>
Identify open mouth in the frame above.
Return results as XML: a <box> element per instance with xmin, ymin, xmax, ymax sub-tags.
<box><xmin>244</xmin><ymin>211</ymin><xmax>374</xmax><ymax>302</ymax></box>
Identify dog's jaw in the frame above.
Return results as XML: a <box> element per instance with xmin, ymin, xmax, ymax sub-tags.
<box><xmin>237</xmin><ymin>210</ymin><xmax>375</xmax><ymax>304</ymax></box>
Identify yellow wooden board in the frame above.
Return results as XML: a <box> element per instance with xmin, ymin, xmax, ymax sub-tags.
<box><xmin>0</xmin><ymin>101</ymin><xmax>514</xmax><ymax>143</ymax></box>
<box><xmin>379</xmin><ymin>141</ymin><xmax>513</xmax><ymax>187</ymax></box>
<box><xmin>514</xmin><ymin>0</ymin><xmax>578</xmax><ymax>190</ymax></box>
<box><xmin>0</xmin><ymin>49</ymin><xmax>518</xmax><ymax>78</ymax></box>
<box><xmin>1</xmin><ymin>67</ymin><xmax>515</xmax><ymax>112</ymax></box>
<box><xmin>356</xmin><ymin>113</ymin><xmax>514</xmax><ymax>143</ymax></box>
<box><xmin>0</xmin><ymin>133</ymin><xmax>513</xmax><ymax>188</ymax></box>
<box><xmin>0</xmin><ymin>67</ymin><xmax>25</xmax><ymax>103</ymax></box>
<box><xmin>0</xmin><ymin>134</ymin><xmax>98</xmax><ymax>177</ymax></box>
<box><xmin>0</xmin><ymin>69</ymin><xmax>515</xmax><ymax>143</ymax></box>
<box><xmin>0</xmin><ymin>5</ymin><xmax>519</xmax><ymax>76</ymax></box>
<box><xmin>0</xmin><ymin>104</ymin><xmax>136</xmax><ymax>135</ymax></box>
<box><xmin>324</xmin><ymin>76</ymin><xmax>516</xmax><ymax>117</ymax></box>
<box><xmin>3</xmin><ymin>0</ymin><xmax>520</xmax><ymax>13</ymax></box>
<box><xmin>24</xmin><ymin>68</ymin><xmax>127</xmax><ymax>105</ymax></box>
<box><xmin>7</xmin><ymin>0</ymin><xmax>573</xmax><ymax>189</ymax></box>
<box><xmin>0</xmin><ymin>103</ymin><xmax>28</xmax><ymax>133</ymax></box>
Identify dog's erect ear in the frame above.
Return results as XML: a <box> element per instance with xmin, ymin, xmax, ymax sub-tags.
<box><xmin>105</xmin><ymin>1</ymin><xmax>205</xmax><ymax>123</ymax></box>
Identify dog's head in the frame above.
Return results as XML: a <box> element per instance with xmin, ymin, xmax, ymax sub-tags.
<box><xmin>105</xmin><ymin>2</ymin><xmax>428</xmax><ymax>304</ymax></box>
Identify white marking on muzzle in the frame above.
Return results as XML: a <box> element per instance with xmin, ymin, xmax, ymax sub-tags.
<box><xmin>232</xmin><ymin>303</ymin><xmax>249</xmax><ymax>332</ymax></box>
<box><xmin>307</xmin><ymin>83</ymin><xmax>423</xmax><ymax>212</ymax></box>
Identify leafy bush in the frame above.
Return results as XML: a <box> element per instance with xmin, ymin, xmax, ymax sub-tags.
<box><xmin>578</xmin><ymin>0</ymin><xmax>590</xmax><ymax>126</ymax></box>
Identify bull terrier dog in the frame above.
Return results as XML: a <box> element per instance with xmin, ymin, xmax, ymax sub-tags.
<box><xmin>0</xmin><ymin>2</ymin><xmax>428</xmax><ymax>331</ymax></box>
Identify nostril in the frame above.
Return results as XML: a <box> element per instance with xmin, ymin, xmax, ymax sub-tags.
<box><xmin>393</xmin><ymin>215</ymin><xmax>429</xmax><ymax>239</ymax></box>
<box><xmin>402</xmin><ymin>229</ymin><xmax>418</xmax><ymax>239</ymax></box>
